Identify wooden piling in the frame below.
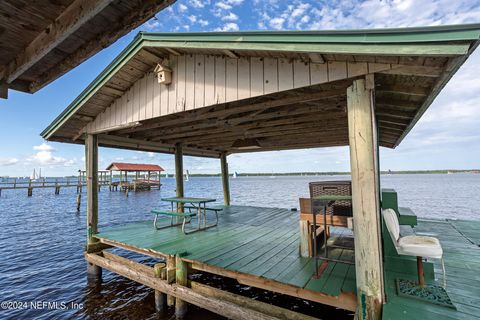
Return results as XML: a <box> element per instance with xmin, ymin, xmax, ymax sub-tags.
<box><xmin>175</xmin><ymin>255</ymin><xmax>188</xmax><ymax>318</ymax></box>
<box><xmin>76</xmin><ymin>194</ymin><xmax>81</xmax><ymax>211</ymax></box>
<box><xmin>86</xmin><ymin>134</ymin><xmax>99</xmax><ymax>246</ymax></box>
<box><xmin>347</xmin><ymin>77</ymin><xmax>383</xmax><ymax>320</ymax></box>
<box><xmin>220</xmin><ymin>153</ymin><xmax>230</xmax><ymax>206</ymax></box>
<box><xmin>167</xmin><ymin>255</ymin><xmax>176</xmax><ymax>307</ymax></box>
<box><xmin>154</xmin><ymin>262</ymin><xmax>167</xmax><ymax>313</ymax></box>
<box><xmin>27</xmin><ymin>187</ymin><xmax>33</xmax><ymax>197</ymax></box>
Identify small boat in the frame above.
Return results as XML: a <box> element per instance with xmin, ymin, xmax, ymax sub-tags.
<box><xmin>233</xmin><ymin>171</ymin><xmax>238</xmax><ymax>179</ymax></box>
<box><xmin>185</xmin><ymin>170</ymin><xmax>190</xmax><ymax>181</ymax></box>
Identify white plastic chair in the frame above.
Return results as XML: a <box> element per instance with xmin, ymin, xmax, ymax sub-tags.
<box><xmin>383</xmin><ymin>208</ymin><xmax>446</xmax><ymax>287</ymax></box>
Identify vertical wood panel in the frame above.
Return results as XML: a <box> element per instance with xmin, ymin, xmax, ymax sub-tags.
<box><xmin>347</xmin><ymin>62</ymin><xmax>368</xmax><ymax>77</ymax></box>
<box><xmin>168</xmin><ymin>55</ymin><xmax>178</xmax><ymax>114</ymax></box>
<box><xmin>278</xmin><ymin>58</ymin><xmax>293</xmax><ymax>91</ymax></box>
<box><xmin>328</xmin><ymin>61</ymin><xmax>347</xmax><ymax>81</ymax></box>
<box><xmin>127</xmin><ymin>86</ymin><xmax>134</xmax><ymax>123</ymax></box>
<box><xmin>194</xmin><ymin>54</ymin><xmax>205</xmax><ymax>109</ymax></box>
<box><xmin>145</xmin><ymin>73</ymin><xmax>154</xmax><ymax>119</ymax></box>
<box><xmin>215</xmin><ymin>56</ymin><xmax>226</xmax><ymax>104</ymax></box>
<box><xmin>185</xmin><ymin>54</ymin><xmax>196</xmax><ymax>110</ymax></box>
<box><xmin>293</xmin><ymin>60</ymin><xmax>310</xmax><ymax>88</ymax></box>
<box><xmin>263</xmin><ymin>57</ymin><xmax>278</xmax><ymax>94</ymax></box>
<box><xmin>204</xmin><ymin>55</ymin><xmax>216</xmax><ymax>106</ymax></box>
<box><xmin>310</xmin><ymin>63</ymin><xmax>328</xmax><ymax>85</ymax></box>
<box><xmin>121</xmin><ymin>93</ymin><xmax>127</xmax><ymax>124</ymax></box>
<box><xmin>250</xmin><ymin>57</ymin><xmax>263</xmax><ymax>97</ymax></box>
<box><xmin>138</xmin><ymin>75</ymin><xmax>147</xmax><ymax>120</ymax></box>
<box><xmin>114</xmin><ymin>100</ymin><xmax>121</xmax><ymax>126</ymax></box>
<box><xmin>237</xmin><ymin>57</ymin><xmax>250</xmax><ymax>100</ymax></box>
<box><xmin>153</xmin><ymin>73</ymin><xmax>161</xmax><ymax>117</ymax></box>
<box><xmin>226</xmin><ymin>58</ymin><xmax>238</xmax><ymax>102</ymax></box>
<box><xmin>176</xmin><ymin>55</ymin><xmax>186</xmax><ymax>112</ymax></box>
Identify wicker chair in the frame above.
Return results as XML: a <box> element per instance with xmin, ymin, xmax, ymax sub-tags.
<box><xmin>309</xmin><ymin>181</ymin><xmax>352</xmax><ymax>217</ymax></box>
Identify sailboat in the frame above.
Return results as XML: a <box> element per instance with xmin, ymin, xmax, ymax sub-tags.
<box><xmin>185</xmin><ymin>170</ymin><xmax>190</xmax><ymax>181</ymax></box>
<box><xmin>233</xmin><ymin>171</ymin><xmax>238</xmax><ymax>179</ymax></box>
<box><xmin>165</xmin><ymin>172</ymin><xmax>169</xmax><ymax>178</ymax></box>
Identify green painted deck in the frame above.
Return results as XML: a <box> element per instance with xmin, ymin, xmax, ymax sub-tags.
<box><xmin>95</xmin><ymin>206</ymin><xmax>480</xmax><ymax>318</ymax></box>
<box><xmin>96</xmin><ymin>205</ymin><xmax>357</xmax><ymax>299</ymax></box>
<box><xmin>383</xmin><ymin>219</ymin><xmax>480</xmax><ymax>320</ymax></box>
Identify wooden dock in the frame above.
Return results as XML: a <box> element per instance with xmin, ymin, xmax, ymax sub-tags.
<box><xmin>85</xmin><ymin>206</ymin><xmax>480</xmax><ymax>319</ymax></box>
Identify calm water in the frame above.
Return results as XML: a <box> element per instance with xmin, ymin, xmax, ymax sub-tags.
<box><xmin>0</xmin><ymin>174</ymin><xmax>478</xmax><ymax>319</ymax></box>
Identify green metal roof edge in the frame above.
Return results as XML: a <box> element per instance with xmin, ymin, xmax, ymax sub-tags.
<box><xmin>144</xmin><ymin>40</ymin><xmax>469</xmax><ymax>56</ymax></box>
<box><xmin>140</xmin><ymin>23</ymin><xmax>480</xmax><ymax>43</ymax></box>
<box><xmin>41</xmin><ymin>33</ymin><xmax>146</xmax><ymax>139</ymax></box>
<box><xmin>41</xmin><ymin>24</ymin><xmax>480</xmax><ymax>140</ymax></box>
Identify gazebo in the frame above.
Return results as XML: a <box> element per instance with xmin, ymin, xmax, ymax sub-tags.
<box><xmin>105</xmin><ymin>162</ymin><xmax>163</xmax><ymax>191</ymax></box>
<box><xmin>41</xmin><ymin>25</ymin><xmax>480</xmax><ymax>320</ymax></box>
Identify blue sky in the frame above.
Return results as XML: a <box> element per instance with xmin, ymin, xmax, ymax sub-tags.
<box><xmin>0</xmin><ymin>0</ymin><xmax>479</xmax><ymax>177</ymax></box>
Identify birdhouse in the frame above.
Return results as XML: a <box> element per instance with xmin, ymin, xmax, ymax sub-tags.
<box><xmin>154</xmin><ymin>63</ymin><xmax>172</xmax><ymax>84</ymax></box>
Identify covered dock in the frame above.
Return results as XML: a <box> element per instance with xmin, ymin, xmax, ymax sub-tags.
<box><xmin>41</xmin><ymin>24</ymin><xmax>480</xmax><ymax>320</ymax></box>
<box><xmin>106</xmin><ymin>162</ymin><xmax>163</xmax><ymax>192</ymax></box>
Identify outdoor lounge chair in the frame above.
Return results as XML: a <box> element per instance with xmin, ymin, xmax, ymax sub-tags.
<box><xmin>383</xmin><ymin>208</ymin><xmax>446</xmax><ymax>288</ymax></box>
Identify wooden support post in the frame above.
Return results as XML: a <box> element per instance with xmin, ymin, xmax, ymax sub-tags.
<box><xmin>347</xmin><ymin>77</ymin><xmax>383</xmax><ymax>320</ymax></box>
<box><xmin>175</xmin><ymin>143</ymin><xmax>184</xmax><ymax>214</ymax></box>
<box><xmin>154</xmin><ymin>262</ymin><xmax>167</xmax><ymax>313</ymax></box>
<box><xmin>85</xmin><ymin>134</ymin><xmax>99</xmax><ymax>246</ymax></box>
<box><xmin>76</xmin><ymin>194</ymin><xmax>81</xmax><ymax>212</ymax></box>
<box><xmin>220</xmin><ymin>153</ymin><xmax>230</xmax><ymax>206</ymax></box>
<box><xmin>175</xmin><ymin>255</ymin><xmax>188</xmax><ymax>318</ymax></box>
<box><xmin>299</xmin><ymin>220</ymin><xmax>310</xmax><ymax>257</ymax></box>
<box><xmin>27</xmin><ymin>187</ymin><xmax>33</xmax><ymax>197</ymax></box>
<box><xmin>417</xmin><ymin>256</ymin><xmax>425</xmax><ymax>287</ymax></box>
<box><xmin>167</xmin><ymin>255</ymin><xmax>176</xmax><ymax>307</ymax></box>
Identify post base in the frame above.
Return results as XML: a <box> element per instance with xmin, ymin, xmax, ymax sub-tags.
<box><xmin>86</xmin><ymin>262</ymin><xmax>102</xmax><ymax>281</ymax></box>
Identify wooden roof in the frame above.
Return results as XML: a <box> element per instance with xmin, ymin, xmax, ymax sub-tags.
<box><xmin>0</xmin><ymin>0</ymin><xmax>175</xmax><ymax>98</ymax></box>
<box><xmin>106</xmin><ymin>162</ymin><xmax>164</xmax><ymax>171</ymax></box>
<box><xmin>42</xmin><ymin>25</ymin><xmax>480</xmax><ymax>158</ymax></box>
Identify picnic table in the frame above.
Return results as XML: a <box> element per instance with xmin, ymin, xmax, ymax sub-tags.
<box><xmin>151</xmin><ymin>197</ymin><xmax>218</xmax><ymax>234</ymax></box>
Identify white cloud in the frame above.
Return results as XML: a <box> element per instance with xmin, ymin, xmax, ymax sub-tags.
<box><xmin>198</xmin><ymin>19</ymin><xmax>209</xmax><ymax>27</ymax></box>
<box><xmin>178</xmin><ymin>4</ymin><xmax>188</xmax><ymax>12</ymax></box>
<box><xmin>33</xmin><ymin>143</ymin><xmax>55</xmax><ymax>152</ymax></box>
<box><xmin>188</xmin><ymin>15</ymin><xmax>197</xmax><ymax>23</ymax></box>
<box><xmin>215</xmin><ymin>22</ymin><xmax>239</xmax><ymax>31</ymax></box>
<box><xmin>222</xmin><ymin>12</ymin><xmax>238</xmax><ymax>21</ymax></box>
<box><xmin>216</xmin><ymin>2</ymin><xmax>232</xmax><ymax>10</ymax></box>
<box><xmin>269</xmin><ymin>17</ymin><xmax>285</xmax><ymax>29</ymax></box>
<box><xmin>189</xmin><ymin>0</ymin><xmax>207</xmax><ymax>8</ymax></box>
<box><xmin>0</xmin><ymin>158</ymin><xmax>19</xmax><ymax>166</ymax></box>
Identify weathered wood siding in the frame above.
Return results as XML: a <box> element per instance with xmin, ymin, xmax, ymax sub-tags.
<box><xmin>86</xmin><ymin>54</ymin><xmax>391</xmax><ymax>133</ymax></box>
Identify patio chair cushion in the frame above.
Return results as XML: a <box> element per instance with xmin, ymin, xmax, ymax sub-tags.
<box><xmin>398</xmin><ymin>235</ymin><xmax>443</xmax><ymax>259</ymax></box>
<box><xmin>383</xmin><ymin>208</ymin><xmax>400</xmax><ymax>241</ymax></box>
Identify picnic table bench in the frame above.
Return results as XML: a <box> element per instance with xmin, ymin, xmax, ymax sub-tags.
<box><xmin>152</xmin><ymin>197</ymin><xmax>220</xmax><ymax>234</ymax></box>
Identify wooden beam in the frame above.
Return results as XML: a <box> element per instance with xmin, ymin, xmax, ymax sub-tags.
<box><xmin>85</xmin><ymin>253</ymin><xmax>279</xmax><ymax>320</ymax></box>
<box><xmin>96</xmin><ymin>134</ymin><xmax>222</xmax><ymax>158</ymax></box>
<box><xmin>28</xmin><ymin>0</ymin><xmax>176</xmax><ymax>92</ymax></box>
<box><xmin>379</xmin><ymin>65</ymin><xmax>443</xmax><ymax>78</ymax></box>
<box><xmin>347</xmin><ymin>77</ymin><xmax>383</xmax><ymax>320</ymax></box>
<box><xmin>190</xmin><ymin>261</ymin><xmax>357</xmax><ymax>312</ymax></box>
<box><xmin>0</xmin><ymin>81</ymin><xmax>7</xmax><ymax>99</ymax></box>
<box><xmin>86</xmin><ymin>134</ymin><xmax>99</xmax><ymax>245</ymax></box>
<box><xmin>377</xmin><ymin>83</ymin><xmax>430</xmax><ymax>96</ymax></box>
<box><xmin>5</xmin><ymin>0</ymin><xmax>114</xmax><ymax>83</ymax></box>
<box><xmin>220</xmin><ymin>153</ymin><xmax>230</xmax><ymax>206</ymax></box>
<box><xmin>190</xmin><ymin>281</ymin><xmax>319</xmax><ymax>320</ymax></box>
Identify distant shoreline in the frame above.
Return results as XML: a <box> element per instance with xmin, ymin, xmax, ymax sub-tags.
<box><xmin>187</xmin><ymin>169</ymin><xmax>479</xmax><ymax>177</ymax></box>
<box><xmin>1</xmin><ymin>169</ymin><xmax>478</xmax><ymax>179</ymax></box>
